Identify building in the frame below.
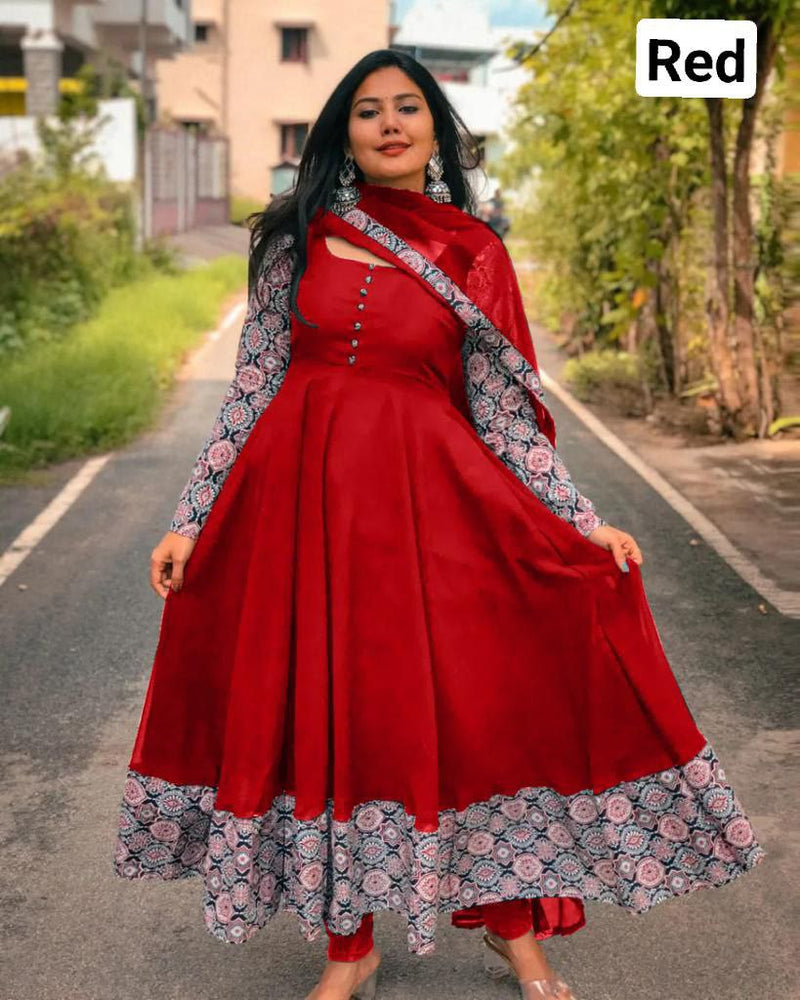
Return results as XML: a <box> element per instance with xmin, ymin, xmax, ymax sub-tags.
<box><xmin>0</xmin><ymin>0</ymin><xmax>192</xmax><ymax>117</ymax></box>
<box><xmin>390</xmin><ymin>0</ymin><xmax>538</xmax><ymax>200</ymax></box>
<box><xmin>156</xmin><ymin>0</ymin><xmax>391</xmax><ymax>203</ymax></box>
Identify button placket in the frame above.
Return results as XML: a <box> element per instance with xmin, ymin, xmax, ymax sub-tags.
<box><xmin>348</xmin><ymin>264</ymin><xmax>375</xmax><ymax>365</ymax></box>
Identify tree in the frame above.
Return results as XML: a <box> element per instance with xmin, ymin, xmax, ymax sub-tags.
<box><xmin>651</xmin><ymin>0</ymin><xmax>796</xmax><ymax>437</ymax></box>
<box><xmin>500</xmin><ymin>0</ymin><xmax>707</xmax><ymax>399</ymax></box>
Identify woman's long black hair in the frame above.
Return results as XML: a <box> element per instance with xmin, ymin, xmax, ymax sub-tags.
<box><xmin>246</xmin><ymin>49</ymin><xmax>482</xmax><ymax>327</ymax></box>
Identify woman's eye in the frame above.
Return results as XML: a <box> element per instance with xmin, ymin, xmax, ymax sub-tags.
<box><xmin>357</xmin><ymin>106</ymin><xmax>419</xmax><ymax>118</ymax></box>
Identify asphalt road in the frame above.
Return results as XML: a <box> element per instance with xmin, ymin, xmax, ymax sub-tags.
<box><xmin>1</xmin><ymin>312</ymin><xmax>797</xmax><ymax>1000</ymax></box>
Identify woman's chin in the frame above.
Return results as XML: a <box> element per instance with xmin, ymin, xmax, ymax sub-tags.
<box><xmin>361</xmin><ymin>167</ymin><xmax>425</xmax><ymax>188</ymax></box>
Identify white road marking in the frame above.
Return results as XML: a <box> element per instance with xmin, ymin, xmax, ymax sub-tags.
<box><xmin>210</xmin><ymin>301</ymin><xmax>246</xmax><ymax>341</ymax></box>
<box><xmin>540</xmin><ymin>367</ymin><xmax>800</xmax><ymax>618</ymax></box>
<box><xmin>0</xmin><ymin>455</ymin><xmax>112</xmax><ymax>588</ymax></box>
<box><xmin>0</xmin><ymin>300</ymin><xmax>247</xmax><ymax>590</ymax></box>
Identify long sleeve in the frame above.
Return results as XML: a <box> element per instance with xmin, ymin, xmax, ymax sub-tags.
<box><xmin>463</xmin><ymin>237</ymin><xmax>607</xmax><ymax>539</ymax></box>
<box><xmin>169</xmin><ymin>236</ymin><xmax>294</xmax><ymax>540</ymax></box>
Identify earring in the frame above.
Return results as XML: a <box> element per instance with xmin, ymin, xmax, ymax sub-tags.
<box><xmin>332</xmin><ymin>151</ymin><xmax>361</xmax><ymax>209</ymax></box>
<box><xmin>425</xmin><ymin>147</ymin><xmax>451</xmax><ymax>203</ymax></box>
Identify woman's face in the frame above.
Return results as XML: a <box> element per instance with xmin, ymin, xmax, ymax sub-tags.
<box><xmin>346</xmin><ymin>66</ymin><xmax>436</xmax><ymax>193</ymax></box>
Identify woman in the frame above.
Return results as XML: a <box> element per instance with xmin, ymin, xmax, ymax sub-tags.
<box><xmin>113</xmin><ymin>51</ymin><xmax>765</xmax><ymax>1000</ymax></box>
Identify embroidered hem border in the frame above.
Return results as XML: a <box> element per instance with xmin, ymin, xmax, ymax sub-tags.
<box><xmin>113</xmin><ymin>741</ymin><xmax>765</xmax><ymax>954</ymax></box>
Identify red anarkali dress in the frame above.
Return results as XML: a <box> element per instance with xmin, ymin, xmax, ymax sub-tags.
<box><xmin>113</xmin><ymin>202</ymin><xmax>765</xmax><ymax>955</ymax></box>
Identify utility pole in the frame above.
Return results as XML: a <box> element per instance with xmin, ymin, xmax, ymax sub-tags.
<box><xmin>222</xmin><ymin>0</ymin><xmax>232</xmax><ymax>228</ymax></box>
<box><xmin>137</xmin><ymin>0</ymin><xmax>151</xmax><ymax>248</ymax></box>
<box><xmin>221</xmin><ymin>0</ymin><xmax>230</xmax><ymax>134</ymax></box>
<box><xmin>139</xmin><ymin>0</ymin><xmax>151</xmax><ymax>123</ymax></box>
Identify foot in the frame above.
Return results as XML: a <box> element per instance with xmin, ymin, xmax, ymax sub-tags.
<box><xmin>487</xmin><ymin>930</ymin><xmax>558</xmax><ymax>982</ymax></box>
<box><xmin>305</xmin><ymin>946</ymin><xmax>382</xmax><ymax>1000</ymax></box>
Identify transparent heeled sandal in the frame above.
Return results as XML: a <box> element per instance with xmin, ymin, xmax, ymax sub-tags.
<box><xmin>482</xmin><ymin>931</ymin><xmax>579</xmax><ymax>1000</ymax></box>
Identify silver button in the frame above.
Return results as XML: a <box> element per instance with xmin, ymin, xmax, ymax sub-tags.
<box><xmin>353</xmin><ymin>321</ymin><xmax>361</xmax><ymax>330</ymax></box>
<box><xmin>351</xmin><ymin>338</ymin><xmax>359</xmax><ymax>347</ymax></box>
<box><xmin>365</xmin><ymin>275</ymin><xmax>373</xmax><ymax>283</ymax></box>
<box><xmin>359</xmin><ymin>288</ymin><xmax>367</xmax><ymax>296</ymax></box>
<box><xmin>368</xmin><ymin>263</ymin><xmax>375</xmax><ymax>270</ymax></box>
<box><xmin>348</xmin><ymin>354</ymin><xmax>356</xmax><ymax>364</ymax></box>
<box><xmin>357</xmin><ymin>302</ymin><xmax>365</xmax><ymax>310</ymax></box>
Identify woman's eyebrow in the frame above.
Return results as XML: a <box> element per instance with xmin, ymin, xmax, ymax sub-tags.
<box><xmin>353</xmin><ymin>93</ymin><xmax>422</xmax><ymax>107</ymax></box>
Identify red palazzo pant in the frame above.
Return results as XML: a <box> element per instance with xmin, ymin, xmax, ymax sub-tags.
<box><xmin>326</xmin><ymin>899</ymin><xmax>537</xmax><ymax>961</ymax></box>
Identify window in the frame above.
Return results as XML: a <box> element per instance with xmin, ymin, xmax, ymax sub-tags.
<box><xmin>437</xmin><ymin>69</ymin><xmax>469</xmax><ymax>82</ymax></box>
<box><xmin>280</xmin><ymin>123</ymin><xmax>308</xmax><ymax>160</ymax></box>
<box><xmin>194</xmin><ymin>22</ymin><xmax>211</xmax><ymax>43</ymax></box>
<box><xmin>272</xmin><ymin>162</ymin><xmax>299</xmax><ymax>197</ymax></box>
<box><xmin>281</xmin><ymin>27</ymin><xmax>308</xmax><ymax>63</ymax></box>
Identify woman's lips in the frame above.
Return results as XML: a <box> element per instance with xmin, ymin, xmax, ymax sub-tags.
<box><xmin>377</xmin><ymin>145</ymin><xmax>410</xmax><ymax>156</ymax></box>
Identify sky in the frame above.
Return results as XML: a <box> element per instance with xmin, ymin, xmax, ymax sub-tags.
<box><xmin>392</xmin><ymin>0</ymin><xmax>551</xmax><ymax>30</ymax></box>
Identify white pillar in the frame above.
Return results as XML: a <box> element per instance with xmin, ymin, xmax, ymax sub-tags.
<box><xmin>21</xmin><ymin>28</ymin><xmax>63</xmax><ymax>117</ymax></box>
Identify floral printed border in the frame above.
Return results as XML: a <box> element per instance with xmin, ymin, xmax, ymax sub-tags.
<box><xmin>114</xmin><ymin>741</ymin><xmax>765</xmax><ymax>955</ymax></box>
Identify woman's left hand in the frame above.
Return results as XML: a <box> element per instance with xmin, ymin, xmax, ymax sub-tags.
<box><xmin>586</xmin><ymin>524</ymin><xmax>643</xmax><ymax>572</ymax></box>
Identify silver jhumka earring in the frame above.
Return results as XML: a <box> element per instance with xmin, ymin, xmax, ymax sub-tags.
<box><xmin>332</xmin><ymin>146</ymin><xmax>452</xmax><ymax>208</ymax></box>
<box><xmin>424</xmin><ymin>147</ymin><xmax>451</xmax><ymax>203</ymax></box>
<box><xmin>332</xmin><ymin>151</ymin><xmax>360</xmax><ymax>209</ymax></box>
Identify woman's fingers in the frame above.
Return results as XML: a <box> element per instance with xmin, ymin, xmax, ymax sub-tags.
<box><xmin>149</xmin><ymin>552</ymin><xmax>171</xmax><ymax>599</ymax></box>
<box><xmin>612</xmin><ymin>535</ymin><xmax>643</xmax><ymax>571</ymax></box>
<box><xmin>149</xmin><ymin>549</ymin><xmax>184</xmax><ymax>599</ymax></box>
<box><xmin>587</xmin><ymin>524</ymin><xmax>644</xmax><ymax>570</ymax></box>
<box><xmin>149</xmin><ymin>554</ymin><xmax>184</xmax><ymax>599</ymax></box>
<box><xmin>149</xmin><ymin>532</ymin><xmax>197</xmax><ymax>599</ymax></box>
<box><xmin>619</xmin><ymin>533</ymin><xmax>643</xmax><ymax>566</ymax></box>
<box><xmin>169</xmin><ymin>557</ymin><xmax>186</xmax><ymax>593</ymax></box>
<box><xmin>609</xmin><ymin>537</ymin><xmax>630</xmax><ymax>572</ymax></box>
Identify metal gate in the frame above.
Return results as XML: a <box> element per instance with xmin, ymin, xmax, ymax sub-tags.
<box><xmin>142</xmin><ymin>127</ymin><xmax>229</xmax><ymax>238</ymax></box>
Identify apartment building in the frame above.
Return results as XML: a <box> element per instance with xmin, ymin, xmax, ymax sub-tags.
<box><xmin>156</xmin><ymin>0</ymin><xmax>391</xmax><ymax>202</ymax></box>
<box><xmin>0</xmin><ymin>0</ymin><xmax>192</xmax><ymax>117</ymax></box>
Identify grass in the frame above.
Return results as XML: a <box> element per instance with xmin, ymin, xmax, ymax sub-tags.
<box><xmin>0</xmin><ymin>255</ymin><xmax>246</xmax><ymax>482</ymax></box>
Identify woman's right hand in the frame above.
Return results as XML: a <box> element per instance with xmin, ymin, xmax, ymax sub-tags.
<box><xmin>150</xmin><ymin>531</ymin><xmax>198</xmax><ymax>599</ymax></box>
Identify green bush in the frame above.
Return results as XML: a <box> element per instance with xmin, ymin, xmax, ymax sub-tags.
<box><xmin>562</xmin><ymin>348</ymin><xmax>648</xmax><ymax>417</ymax></box>
<box><xmin>0</xmin><ymin>255</ymin><xmax>245</xmax><ymax>478</ymax></box>
<box><xmin>0</xmin><ymin>159</ymin><xmax>143</xmax><ymax>356</ymax></box>
<box><xmin>141</xmin><ymin>236</ymin><xmax>182</xmax><ymax>275</ymax></box>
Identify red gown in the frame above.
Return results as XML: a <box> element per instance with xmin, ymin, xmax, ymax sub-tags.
<box><xmin>114</xmin><ymin>221</ymin><xmax>765</xmax><ymax>954</ymax></box>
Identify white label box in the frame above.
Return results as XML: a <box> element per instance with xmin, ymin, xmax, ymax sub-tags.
<box><xmin>636</xmin><ymin>18</ymin><xmax>757</xmax><ymax>99</ymax></box>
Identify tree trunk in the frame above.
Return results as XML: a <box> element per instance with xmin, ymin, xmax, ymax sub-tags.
<box><xmin>705</xmin><ymin>97</ymin><xmax>743</xmax><ymax>433</ymax></box>
<box><xmin>652</xmin><ymin>133</ymin><xmax>677</xmax><ymax>394</ymax></box>
<box><xmin>667</xmin><ymin>222</ymin><xmax>684</xmax><ymax>395</ymax></box>
<box><xmin>634</xmin><ymin>307</ymin><xmax>655</xmax><ymax>414</ymax></box>
<box><xmin>732</xmin><ymin>17</ymin><xmax>779</xmax><ymax>437</ymax></box>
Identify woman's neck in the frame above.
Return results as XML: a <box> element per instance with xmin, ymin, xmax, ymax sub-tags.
<box><xmin>358</xmin><ymin>175</ymin><xmax>425</xmax><ymax>194</ymax></box>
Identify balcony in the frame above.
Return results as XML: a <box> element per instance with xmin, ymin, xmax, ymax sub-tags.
<box><xmin>92</xmin><ymin>0</ymin><xmax>192</xmax><ymax>57</ymax></box>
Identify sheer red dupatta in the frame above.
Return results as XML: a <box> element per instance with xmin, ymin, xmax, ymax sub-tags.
<box><xmin>315</xmin><ymin>180</ymin><xmax>585</xmax><ymax>940</ymax></box>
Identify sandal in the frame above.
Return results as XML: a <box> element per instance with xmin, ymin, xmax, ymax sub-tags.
<box><xmin>482</xmin><ymin>930</ymin><xmax>579</xmax><ymax>1000</ymax></box>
